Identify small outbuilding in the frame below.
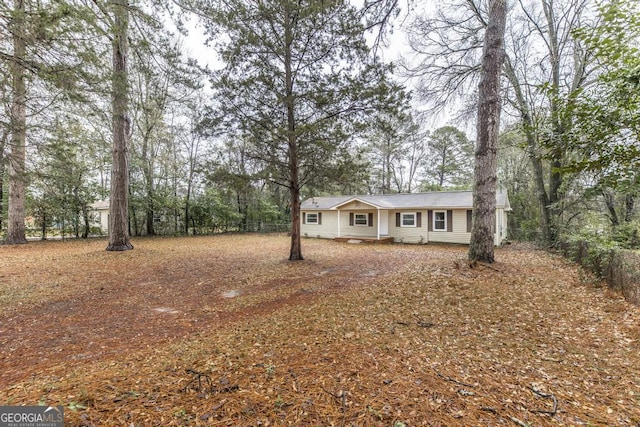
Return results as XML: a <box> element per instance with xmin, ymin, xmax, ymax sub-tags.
<box><xmin>89</xmin><ymin>200</ymin><xmax>110</xmax><ymax>233</ymax></box>
<box><xmin>300</xmin><ymin>190</ymin><xmax>511</xmax><ymax>245</ymax></box>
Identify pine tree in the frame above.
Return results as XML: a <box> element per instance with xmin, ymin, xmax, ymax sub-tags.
<box><xmin>5</xmin><ymin>0</ymin><xmax>28</xmax><ymax>244</ymax></box>
<box><xmin>468</xmin><ymin>0</ymin><xmax>507</xmax><ymax>263</ymax></box>
<box><xmin>106</xmin><ymin>0</ymin><xmax>133</xmax><ymax>250</ymax></box>
<box><xmin>202</xmin><ymin>0</ymin><xmax>404</xmax><ymax>260</ymax></box>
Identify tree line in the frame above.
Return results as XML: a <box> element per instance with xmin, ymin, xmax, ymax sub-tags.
<box><xmin>1</xmin><ymin>0</ymin><xmax>638</xmax><ymax>259</ymax></box>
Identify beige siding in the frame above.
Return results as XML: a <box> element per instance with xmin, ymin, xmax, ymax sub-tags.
<box><xmin>339</xmin><ymin>210</ymin><xmax>378</xmax><ymax>238</ymax></box>
<box><xmin>504</xmin><ymin>210</ymin><xmax>508</xmax><ymax>240</ymax></box>
<box><xmin>427</xmin><ymin>209</ymin><xmax>471</xmax><ymax>244</ymax></box>
<box><xmin>98</xmin><ymin>209</ymin><xmax>109</xmax><ymax>232</ymax></box>
<box><xmin>302</xmin><ymin>207</ymin><xmax>507</xmax><ymax>246</ymax></box>
<box><xmin>89</xmin><ymin>208</ymin><xmax>109</xmax><ymax>232</ymax></box>
<box><xmin>301</xmin><ymin>211</ymin><xmax>339</xmax><ymax>239</ymax></box>
<box><xmin>494</xmin><ymin>208</ymin><xmax>508</xmax><ymax>245</ymax></box>
<box><xmin>388</xmin><ymin>210</ymin><xmax>427</xmax><ymax>244</ymax></box>
<box><xmin>339</xmin><ymin>200</ymin><xmax>373</xmax><ymax>210</ymax></box>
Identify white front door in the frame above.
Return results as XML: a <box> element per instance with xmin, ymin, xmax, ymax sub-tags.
<box><xmin>379</xmin><ymin>210</ymin><xmax>389</xmax><ymax>236</ymax></box>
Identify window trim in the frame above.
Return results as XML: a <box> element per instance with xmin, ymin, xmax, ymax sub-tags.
<box><xmin>306</xmin><ymin>213</ymin><xmax>319</xmax><ymax>225</ymax></box>
<box><xmin>400</xmin><ymin>212</ymin><xmax>416</xmax><ymax>228</ymax></box>
<box><xmin>354</xmin><ymin>213</ymin><xmax>368</xmax><ymax>226</ymax></box>
<box><xmin>433</xmin><ymin>210</ymin><xmax>447</xmax><ymax>231</ymax></box>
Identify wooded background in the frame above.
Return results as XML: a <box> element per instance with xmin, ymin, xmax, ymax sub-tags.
<box><xmin>0</xmin><ymin>0</ymin><xmax>638</xmax><ymax>254</ymax></box>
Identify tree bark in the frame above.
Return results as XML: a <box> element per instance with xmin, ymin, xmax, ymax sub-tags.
<box><xmin>6</xmin><ymin>0</ymin><xmax>28</xmax><ymax>245</ymax></box>
<box><xmin>603</xmin><ymin>190</ymin><xmax>620</xmax><ymax>227</ymax></box>
<box><xmin>106</xmin><ymin>0</ymin><xmax>133</xmax><ymax>251</ymax></box>
<box><xmin>141</xmin><ymin>130</ymin><xmax>155</xmax><ymax>236</ymax></box>
<box><xmin>284</xmin><ymin>6</ymin><xmax>303</xmax><ymax>261</ymax></box>
<box><xmin>0</xmin><ymin>129</ymin><xmax>8</xmax><ymax>233</ymax></box>
<box><xmin>146</xmin><ymin>184</ymin><xmax>155</xmax><ymax>236</ymax></box>
<box><xmin>624</xmin><ymin>194</ymin><xmax>635</xmax><ymax>223</ymax></box>
<box><xmin>468</xmin><ymin>0</ymin><xmax>507</xmax><ymax>263</ymax></box>
<box><xmin>82</xmin><ymin>204</ymin><xmax>90</xmax><ymax>238</ymax></box>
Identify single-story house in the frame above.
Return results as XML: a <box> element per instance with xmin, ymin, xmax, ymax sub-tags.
<box><xmin>300</xmin><ymin>190</ymin><xmax>511</xmax><ymax>245</ymax></box>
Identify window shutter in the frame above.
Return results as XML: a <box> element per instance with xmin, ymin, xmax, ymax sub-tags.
<box><xmin>447</xmin><ymin>210</ymin><xmax>453</xmax><ymax>232</ymax></box>
<box><xmin>467</xmin><ymin>210</ymin><xmax>472</xmax><ymax>233</ymax></box>
<box><xmin>349</xmin><ymin>212</ymin><xmax>354</xmax><ymax>226</ymax></box>
<box><xmin>368</xmin><ymin>212</ymin><xmax>373</xmax><ymax>227</ymax></box>
<box><xmin>395</xmin><ymin>212</ymin><xmax>401</xmax><ymax>227</ymax></box>
<box><xmin>318</xmin><ymin>212</ymin><xmax>322</xmax><ymax>225</ymax></box>
<box><xmin>416</xmin><ymin>212</ymin><xmax>422</xmax><ymax>228</ymax></box>
<box><xmin>302</xmin><ymin>212</ymin><xmax>306</xmax><ymax>224</ymax></box>
<box><xmin>428</xmin><ymin>210</ymin><xmax>433</xmax><ymax>231</ymax></box>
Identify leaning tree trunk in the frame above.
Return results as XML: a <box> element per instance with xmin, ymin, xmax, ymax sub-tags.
<box><xmin>106</xmin><ymin>0</ymin><xmax>133</xmax><ymax>251</ymax></box>
<box><xmin>468</xmin><ymin>0</ymin><xmax>507</xmax><ymax>263</ymax></box>
<box><xmin>6</xmin><ymin>0</ymin><xmax>28</xmax><ymax>245</ymax></box>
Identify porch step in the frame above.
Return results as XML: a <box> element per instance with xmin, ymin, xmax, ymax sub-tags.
<box><xmin>334</xmin><ymin>236</ymin><xmax>394</xmax><ymax>244</ymax></box>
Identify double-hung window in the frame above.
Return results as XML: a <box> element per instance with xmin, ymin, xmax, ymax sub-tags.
<box><xmin>433</xmin><ymin>210</ymin><xmax>446</xmax><ymax>231</ymax></box>
<box><xmin>354</xmin><ymin>213</ymin><xmax>368</xmax><ymax>226</ymax></box>
<box><xmin>306</xmin><ymin>213</ymin><xmax>319</xmax><ymax>224</ymax></box>
<box><xmin>401</xmin><ymin>212</ymin><xmax>416</xmax><ymax>227</ymax></box>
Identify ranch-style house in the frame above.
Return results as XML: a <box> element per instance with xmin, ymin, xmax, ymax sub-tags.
<box><xmin>300</xmin><ymin>190</ymin><xmax>511</xmax><ymax>245</ymax></box>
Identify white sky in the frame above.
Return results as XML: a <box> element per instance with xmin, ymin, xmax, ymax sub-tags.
<box><xmin>179</xmin><ymin>3</ymin><xmax>457</xmax><ymax>133</ymax></box>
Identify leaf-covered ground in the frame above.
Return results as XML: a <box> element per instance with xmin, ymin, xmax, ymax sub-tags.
<box><xmin>1</xmin><ymin>234</ymin><xmax>639</xmax><ymax>426</ymax></box>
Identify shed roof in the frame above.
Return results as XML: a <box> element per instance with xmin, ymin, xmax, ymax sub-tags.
<box><xmin>301</xmin><ymin>190</ymin><xmax>511</xmax><ymax>211</ymax></box>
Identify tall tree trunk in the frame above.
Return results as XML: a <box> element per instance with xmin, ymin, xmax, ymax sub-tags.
<box><xmin>107</xmin><ymin>0</ymin><xmax>133</xmax><ymax>251</ymax></box>
<box><xmin>82</xmin><ymin>204</ymin><xmax>90</xmax><ymax>238</ymax></box>
<box><xmin>41</xmin><ymin>212</ymin><xmax>47</xmax><ymax>240</ymax></box>
<box><xmin>184</xmin><ymin>139</ymin><xmax>197</xmax><ymax>236</ymax></box>
<box><xmin>146</xmin><ymin>186</ymin><xmax>155</xmax><ymax>235</ymax></box>
<box><xmin>624</xmin><ymin>194</ymin><xmax>635</xmax><ymax>223</ymax></box>
<box><xmin>142</xmin><ymin>134</ymin><xmax>155</xmax><ymax>235</ymax></box>
<box><xmin>284</xmin><ymin>7</ymin><xmax>303</xmax><ymax>261</ymax></box>
<box><xmin>603</xmin><ymin>190</ymin><xmax>620</xmax><ymax>227</ymax></box>
<box><xmin>184</xmin><ymin>185</ymin><xmax>191</xmax><ymax>235</ymax></box>
<box><xmin>6</xmin><ymin>0</ymin><xmax>28</xmax><ymax>245</ymax></box>
<box><xmin>469</xmin><ymin>0</ymin><xmax>507</xmax><ymax>263</ymax></box>
<box><xmin>503</xmin><ymin>57</ymin><xmax>553</xmax><ymax>244</ymax></box>
<box><xmin>544</xmin><ymin>0</ymin><xmax>563</xmax><ymax>244</ymax></box>
<box><xmin>0</xmin><ymin>130</ymin><xmax>8</xmax><ymax>232</ymax></box>
<box><xmin>384</xmin><ymin>141</ymin><xmax>392</xmax><ymax>193</ymax></box>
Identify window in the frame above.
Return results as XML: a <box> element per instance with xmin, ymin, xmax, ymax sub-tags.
<box><xmin>433</xmin><ymin>211</ymin><xmax>446</xmax><ymax>231</ymax></box>
<box><xmin>306</xmin><ymin>213</ymin><xmax>319</xmax><ymax>224</ymax></box>
<box><xmin>354</xmin><ymin>213</ymin><xmax>368</xmax><ymax>226</ymax></box>
<box><xmin>401</xmin><ymin>212</ymin><xmax>416</xmax><ymax>227</ymax></box>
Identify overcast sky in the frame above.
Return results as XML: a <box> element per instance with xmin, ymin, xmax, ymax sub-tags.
<box><xmin>179</xmin><ymin>3</ymin><xmax>459</xmax><ymax>133</ymax></box>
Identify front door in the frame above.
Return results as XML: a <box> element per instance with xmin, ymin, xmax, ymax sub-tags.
<box><xmin>379</xmin><ymin>210</ymin><xmax>389</xmax><ymax>236</ymax></box>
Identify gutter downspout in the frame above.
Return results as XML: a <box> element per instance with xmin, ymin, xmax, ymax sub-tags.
<box><xmin>337</xmin><ymin>210</ymin><xmax>341</xmax><ymax>238</ymax></box>
<box><xmin>377</xmin><ymin>209</ymin><xmax>380</xmax><ymax>240</ymax></box>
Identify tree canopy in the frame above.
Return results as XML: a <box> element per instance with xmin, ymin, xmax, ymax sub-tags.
<box><xmin>0</xmin><ymin>0</ymin><xmax>638</xmax><ymax>255</ymax></box>
<box><xmin>199</xmin><ymin>0</ymin><xmax>407</xmax><ymax>260</ymax></box>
